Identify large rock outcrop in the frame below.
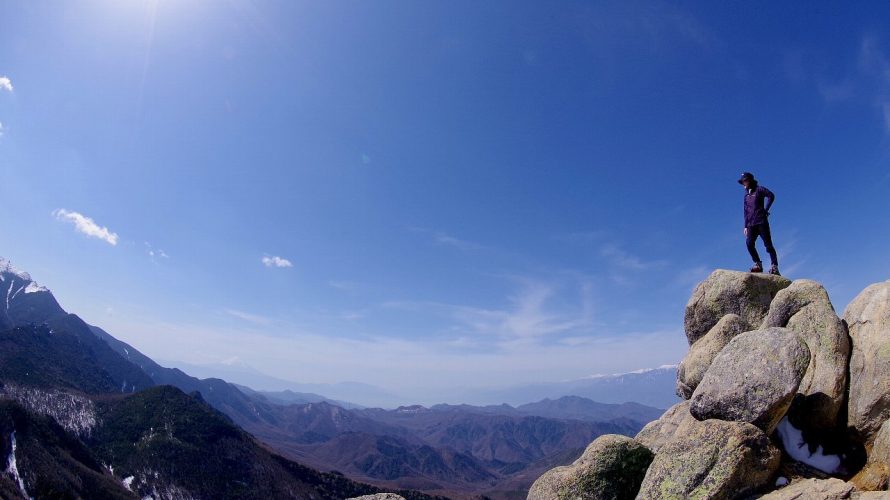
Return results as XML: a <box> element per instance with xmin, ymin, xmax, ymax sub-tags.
<box><xmin>635</xmin><ymin>419</ymin><xmax>781</xmax><ymax>499</ymax></box>
<box><xmin>531</xmin><ymin>273</ymin><xmax>890</xmax><ymax>499</ymax></box>
<box><xmin>684</xmin><ymin>270</ymin><xmax>791</xmax><ymax>346</ymax></box>
<box><xmin>690</xmin><ymin>327</ymin><xmax>810</xmax><ymax>434</ymax></box>
<box><xmin>761</xmin><ymin>279</ymin><xmax>851</xmax><ymax>431</ymax></box>
<box><xmin>527</xmin><ymin>434</ymin><xmax>653</xmax><ymax>500</ymax></box>
<box><xmin>846</xmin><ymin>280</ymin><xmax>890</xmax><ymax>442</ymax></box>
<box><xmin>634</xmin><ymin>401</ymin><xmax>698</xmax><ymax>454</ymax></box>
<box><xmin>676</xmin><ymin>314</ymin><xmax>745</xmax><ymax>399</ymax></box>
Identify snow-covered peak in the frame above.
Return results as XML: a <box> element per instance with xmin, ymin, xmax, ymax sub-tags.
<box><xmin>0</xmin><ymin>256</ymin><xmax>48</xmax><ymax>293</ymax></box>
<box><xmin>0</xmin><ymin>257</ymin><xmax>32</xmax><ymax>282</ymax></box>
<box><xmin>580</xmin><ymin>364</ymin><xmax>678</xmax><ymax>380</ymax></box>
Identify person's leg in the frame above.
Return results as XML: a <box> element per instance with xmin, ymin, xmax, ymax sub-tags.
<box><xmin>746</xmin><ymin>226</ymin><xmax>762</xmax><ymax>265</ymax></box>
<box><xmin>758</xmin><ymin>222</ymin><xmax>779</xmax><ymax>266</ymax></box>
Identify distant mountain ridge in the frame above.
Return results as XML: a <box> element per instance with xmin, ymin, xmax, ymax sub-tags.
<box><xmin>0</xmin><ymin>256</ymin><xmax>669</xmax><ymax>498</ymax></box>
<box><xmin>468</xmin><ymin>365</ymin><xmax>680</xmax><ymax>410</ymax></box>
<box><xmin>0</xmin><ymin>257</ymin><xmax>440</xmax><ymax>500</ymax></box>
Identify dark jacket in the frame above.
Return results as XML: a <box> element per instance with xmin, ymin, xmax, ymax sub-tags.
<box><xmin>743</xmin><ymin>182</ymin><xmax>774</xmax><ymax>227</ymax></box>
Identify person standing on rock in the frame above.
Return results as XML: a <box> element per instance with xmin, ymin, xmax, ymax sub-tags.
<box><xmin>738</xmin><ymin>172</ymin><xmax>780</xmax><ymax>275</ymax></box>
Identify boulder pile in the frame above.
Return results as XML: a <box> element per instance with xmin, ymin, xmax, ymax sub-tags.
<box><xmin>528</xmin><ymin>270</ymin><xmax>890</xmax><ymax>499</ymax></box>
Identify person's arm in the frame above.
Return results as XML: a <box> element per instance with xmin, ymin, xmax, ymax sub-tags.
<box><xmin>762</xmin><ymin>187</ymin><xmax>775</xmax><ymax>213</ymax></box>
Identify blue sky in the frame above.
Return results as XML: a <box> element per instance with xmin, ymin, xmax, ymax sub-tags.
<box><xmin>1</xmin><ymin>1</ymin><xmax>889</xmax><ymax>401</ymax></box>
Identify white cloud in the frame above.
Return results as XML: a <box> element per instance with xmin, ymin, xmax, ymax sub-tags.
<box><xmin>262</xmin><ymin>255</ymin><xmax>292</xmax><ymax>268</ymax></box>
<box><xmin>0</xmin><ymin>121</ymin><xmax>4</xmax><ymax>137</ymax></box>
<box><xmin>383</xmin><ymin>276</ymin><xmax>595</xmax><ymax>340</ymax></box>
<box><xmin>0</xmin><ymin>76</ymin><xmax>12</xmax><ymax>93</ymax></box>
<box><xmin>52</xmin><ymin>209</ymin><xmax>119</xmax><ymax>246</ymax></box>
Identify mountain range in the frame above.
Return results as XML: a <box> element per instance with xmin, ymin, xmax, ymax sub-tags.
<box><xmin>170</xmin><ymin>358</ymin><xmax>680</xmax><ymax>410</ymax></box>
<box><xmin>0</xmin><ymin>257</ymin><xmax>667</xmax><ymax>498</ymax></box>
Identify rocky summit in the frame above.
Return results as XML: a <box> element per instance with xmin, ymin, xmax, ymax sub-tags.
<box><xmin>529</xmin><ymin>269</ymin><xmax>890</xmax><ymax>500</ymax></box>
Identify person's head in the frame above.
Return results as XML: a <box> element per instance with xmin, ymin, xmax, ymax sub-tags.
<box><xmin>738</xmin><ymin>172</ymin><xmax>755</xmax><ymax>189</ymax></box>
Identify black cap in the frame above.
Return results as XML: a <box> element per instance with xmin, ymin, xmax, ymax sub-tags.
<box><xmin>737</xmin><ymin>172</ymin><xmax>755</xmax><ymax>185</ymax></box>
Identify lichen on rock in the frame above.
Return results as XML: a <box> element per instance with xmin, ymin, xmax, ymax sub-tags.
<box><xmin>689</xmin><ymin>327</ymin><xmax>810</xmax><ymax>434</ymax></box>
<box><xmin>636</xmin><ymin>419</ymin><xmax>781</xmax><ymax>500</ymax></box>
<box><xmin>527</xmin><ymin>434</ymin><xmax>653</xmax><ymax>500</ymax></box>
<box><xmin>684</xmin><ymin>269</ymin><xmax>791</xmax><ymax>346</ymax></box>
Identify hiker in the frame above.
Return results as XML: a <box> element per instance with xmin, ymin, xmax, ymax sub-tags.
<box><xmin>738</xmin><ymin>172</ymin><xmax>779</xmax><ymax>275</ymax></box>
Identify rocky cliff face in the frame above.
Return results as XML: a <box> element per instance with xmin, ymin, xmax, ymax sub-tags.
<box><xmin>529</xmin><ymin>270</ymin><xmax>890</xmax><ymax>500</ymax></box>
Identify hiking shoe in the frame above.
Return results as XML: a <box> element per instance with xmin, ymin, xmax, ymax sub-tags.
<box><xmin>750</xmin><ymin>262</ymin><xmax>763</xmax><ymax>273</ymax></box>
<box><xmin>769</xmin><ymin>264</ymin><xmax>780</xmax><ymax>276</ymax></box>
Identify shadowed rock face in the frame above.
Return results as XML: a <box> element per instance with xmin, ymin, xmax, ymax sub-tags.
<box><xmin>527</xmin><ymin>434</ymin><xmax>653</xmax><ymax>500</ymax></box>
<box><xmin>684</xmin><ymin>269</ymin><xmax>791</xmax><ymax>346</ymax></box>
<box><xmin>635</xmin><ymin>419</ymin><xmax>781</xmax><ymax>500</ymax></box>
<box><xmin>760</xmin><ymin>279</ymin><xmax>850</xmax><ymax>432</ymax></box>
<box><xmin>852</xmin><ymin>419</ymin><xmax>890</xmax><ymax>491</ymax></box>
<box><xmin>690</xmin><ymin>327</ymin><xmax>810</xmax><ymax>434</ymax></box>
<box><xmin>845</xmin><ymin>280</ymin><xmax>890</xmax><ymax>442</ymax></box>
<box><xmin>677</xmin><ymin>314</ymin><xmax>745</xmax><ymax>399</ymax></box>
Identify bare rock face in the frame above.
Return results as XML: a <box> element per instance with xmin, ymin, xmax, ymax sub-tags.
<box><xmin>760</xmin><ymin>279</ymin><xmax>851</xmax><ymax>431</ymax></box>
<box><xmin>690</xmin><ymin>327</ymin><xmax>810</xmax><ymax>434</ymax></box>
<box><xmin>527</xmin><ymin>434</ymin><xmax>653</xmax><ymax>500</ymax></box>
<box><xmin>684</xmin><ymin>269</ymin><xmax>791</xmax><ymax>346</ymax></box>
<box><xmin>635</xmin><ymin>419</ymin><xmax>781</xmax><ymax>500</ymax></box>
<box><xmin>677</xmin><ymin>314</ymin><xmax>745</xmax><ymax>399</ymax></box>
<box><xmin>852</xmin><ymin>419</ymin><xmax>890</xmax><ymax>491</ymax></box>
<box><xmin>634</xmin><ymin>401</ymin><xmax>698</xmax><ymax>454</ymax></box>
<box><xmin>757</xmin><ymin>478</ymin><xmax>855</xmax><ymax>499</ymax></box>
<box><xmin>846</xmin><ymin>280</ymin><xmax>890</xmax><ymax>442</ymax></box>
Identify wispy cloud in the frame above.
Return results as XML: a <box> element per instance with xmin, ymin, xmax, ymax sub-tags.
<box><xmin>52</xmin><ymin>209</ymin><xmax>119</xmax><ymax>246</ymax></box>
<box><xmin>433</xmin><ymin>231</ymin><xmax>484</xmax><ymax>251</ymax></box>
<box><xmin>409</xmin><ymin>226</ymin><xmax>486</xmax><ymax>252</ymax></box>
<box><xmin>262</xmin><ymin>255</ymin><xmax>292</xmax><ymax>268</ymax></box>
<box><xmin>600</xmin><ymin>243</ymin><xmax>665</xmax><ymax>271</ymax></box>
<box><xmin>144</xmin><ymin>242</ymin><xmax>169</xmax><ymax>262</ymax></box>
<box><xmin>673</xmin><ymin>265</ymin><xmax>711</xmax><ymax>289</ymax></box>
<box><xmin>817</xmin><ymin>35</ymin><xmax>890</xmax><ymax>133</ymax></box>
<box><xmin>0</xmin><ymin>76</ymin><xmax>12</xmax><ymax>93</ymax></box>
<box><xmin>384</xmin><ymin>276</ymin><xmax>595</xmax><ymax>341</ymax></box>
<box><xmin>225</xmin><ymin>309</ymin><xmax>272</xmax><ymax>325</ymax></box>
<box><xmin>0</xmin><ymin>122</ymin><xmax>4</xmax><ymax>137</ymax></box>
<box><xmin>859</xmin><ymin>36</ymin><xmax>890</xmax><ymax>132</ymax></box>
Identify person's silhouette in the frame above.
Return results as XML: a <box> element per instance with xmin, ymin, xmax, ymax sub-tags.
<box><xmin>738</xmin><ymin>172</ymin><xmax>779</xmax><ymax>275</ymax></box>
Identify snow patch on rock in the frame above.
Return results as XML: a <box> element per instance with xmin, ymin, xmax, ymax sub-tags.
<box><xmin>776</xmin><ymin>417</ymin><xmax>843</xmax><ymax>474</ymax></box>
<box><xmin>23</xmin><ymin>282</ymin><xmax>48</xmax><ymax>294</ymax></box>
<box><xmin>5</xmin><ymin>431</ymin><xmax>31</xmax><ymax>499</ymax></box>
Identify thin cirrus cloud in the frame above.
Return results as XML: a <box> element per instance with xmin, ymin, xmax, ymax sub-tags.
<box><xmin>262</xmin><ymin>255</ymin><xmax>293</xmax><ymax>268</ymax></box>
<box><xmin>52</xmin><ymin>209</ymin><xmax>119</xmax><ymax>246</ymax></box>
<box><xmin>0</xmin><ymin>76</ymin><xmax>12</xmax><ymax>92</ymax></box>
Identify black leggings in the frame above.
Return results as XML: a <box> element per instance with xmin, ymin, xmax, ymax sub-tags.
<box><xmin>746</xmin><ymin>222</ymin><xmax>778</xmax><ymax>266</ymax></box>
